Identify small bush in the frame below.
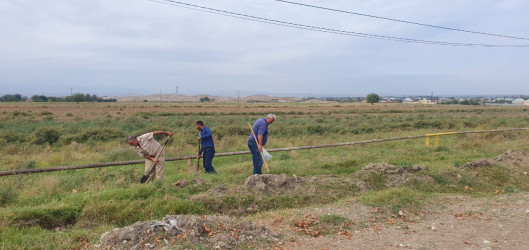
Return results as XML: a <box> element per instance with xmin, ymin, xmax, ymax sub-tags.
<box><xmin>25</xmin><ymin>160</ymin><xmax>37</xmax><ymax>169</ymax></box>
<box><xmin>33</xmin><ymin>127</ymin><xmax>61</xmax><ymax>145</ymax></box>
<box><xmin>0</xmin><ymin>186</ymin><xmax>18</xmax><ymax>206</ymax></box>
<box><xmin>0</xmin><ymin>132</ymin><xmax>25</xmax><ymax>143</ymax></box>
<box><xmin>63</xmin><ymin>128</ymin><xmax>126</xmax><ymax>144</ymax></box>
<box><xmin>279</xmin><ymin>154</ymin><xmax>290</xmax><ymax>160</ymax></box>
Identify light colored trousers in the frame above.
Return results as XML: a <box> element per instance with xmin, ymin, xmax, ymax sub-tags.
<box><xmin>144</xmin><ymin>150</ymin><xmax>165</xmax><ymax>182</ymax></box>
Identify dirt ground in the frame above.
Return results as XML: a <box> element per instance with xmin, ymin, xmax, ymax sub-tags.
<box><xmin>97</xmin><ymin>150</ymin><xmax>529</xmax><ymax>249</ymax></box>
<box><xmin>97</xmin><ymin>192</ymin><xmax>529</xmax><ymax>250</ymax></box>
<box><xmin>273</xmin><ymin>192</ymin><xmax>529</xmax><ymax>250</ymax></box>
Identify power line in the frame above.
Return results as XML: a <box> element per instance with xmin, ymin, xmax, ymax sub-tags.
<box><xmin>274</xmin><ymin>0</ymin><xmax>529</xmax><ymax>41</ymax></box>
<box><xmin>148</xmin><ymin>0</ymin><xmax>529</xmax><ymax>47</ymax></box>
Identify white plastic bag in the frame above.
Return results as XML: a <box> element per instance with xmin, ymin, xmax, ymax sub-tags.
<box><xmin>262</xmin><ymin>148</ymin><xmax>272</xmax><ymax>162</ymax></box>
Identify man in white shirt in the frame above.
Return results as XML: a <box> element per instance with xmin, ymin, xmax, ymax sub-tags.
<box><xmin>127</xmin><ymin>131</ymin><xmax>173</xmax><ymax>182</ymax></box>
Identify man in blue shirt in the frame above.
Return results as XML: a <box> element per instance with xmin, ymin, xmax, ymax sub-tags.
<box><xmin>196</xmin><ymin>121</ymin><xmax>217</xmax><ymax>174</ymax></box>
<box><xmin>248</xmin><ymin>114</ymin><xmax>276</xmax><ymax>174</ymax></box>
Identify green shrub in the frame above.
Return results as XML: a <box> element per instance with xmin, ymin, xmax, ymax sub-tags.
<box><xmin>0</xmin><ymin>186</ymin><xmax>18</xmax><ymax>206</ymax></box>
<box><xmin>33</xmin><ymin>127</ymin><xmax>61</xmax><ymax>145</ymax></box>
<box><xmin>63</xmin><ymin>128</ymin><xmax>126</xmax><ymax>144</ymax></box>
<box><xmin>279</xmin><ymin>154</ymin><xmax>290</xmax><ymax>160</ymax></box>
<box><xmin>0</xmin><ymin>132</ymin><xmax>25</xmax><ymax>143</ymax></box>
<box><xmin>25</xmin><ymin>160</ymin><xmax>37</xmax><ymax>169</ymax></box>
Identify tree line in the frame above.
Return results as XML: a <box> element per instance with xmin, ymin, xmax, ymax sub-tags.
<box><xmin>0</xmin><ymin>93</ymin><xmax>116</xmax><ymax>102</ymax></box>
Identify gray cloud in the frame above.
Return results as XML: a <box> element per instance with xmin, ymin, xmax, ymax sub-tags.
<box><xmin>1</xmin><ymin>0</ymin><xmax>528</xmax><ymax>97</ymax></box>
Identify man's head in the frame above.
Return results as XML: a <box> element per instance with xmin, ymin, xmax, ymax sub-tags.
<box><xmin>265</xmin><ymin>114</ymin><xmax>276</xmax><ymax>124</ymax></box>
<box><xmin>195</xmin><ymin>120</ymin><xmax>204</xmax><ymax>130</ymax></box>
<box><xmin>127</xmin><ymin>136</ymin><xmax>138</xmax><ymax>146</ymax></box>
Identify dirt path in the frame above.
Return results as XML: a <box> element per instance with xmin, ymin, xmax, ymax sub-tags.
<box><xmin>271</xmin><ymin>192</ymin><xmax>529</xmax><ymax>250</ymax></box>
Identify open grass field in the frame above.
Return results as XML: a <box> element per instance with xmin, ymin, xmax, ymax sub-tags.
<box><xmin>1</xmin><ymin>101</ymin><xmax>529</xmax><ymax>249</ymax></box>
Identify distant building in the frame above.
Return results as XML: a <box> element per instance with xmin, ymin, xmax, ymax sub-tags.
<box><xmin>403</xmin><ymin>98</ymin><xmax>413</xmax><ymax>103</ymax></box>
<box><xmin>418</xmin><ymin>99</ymin><xmax>436</xmax><ymax>105</ymax></box>
<box><xmin>524</xmin><ymin>100</ymin><xmax>529</xmax><ymax>106</ymax></box>
<box><xmin>512</xmin><ymin>98</ymin><xmax>525</xmax><ymax>105</ymax></box>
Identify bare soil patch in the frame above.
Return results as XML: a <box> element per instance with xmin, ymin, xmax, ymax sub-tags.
<box><xmin>274</xmin><ymin>192</ymin><xmax>529</xmax><ymax>250</ymax></box>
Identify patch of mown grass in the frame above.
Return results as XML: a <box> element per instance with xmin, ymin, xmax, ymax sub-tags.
<box><xmin>321</xmin><ymin>159</ymin><xmax>361</xmax><ymax>174</ymax></box>
<box><xmin>9</xmin><ymin>204</ymin><xmax>83</xmax><ymax>229</ymax></box>
<box><xmin>357</xmin><ymin>187</ymin><xmax>428</xmax><ymax>211</ymax></box>
<box><xmin>80</xmin><ymin>199</ymin><xmax>147</xmax><ymax>226</ymax></box>
<box><xmin>98</xmin><ymin>184</ymin><xmax>160</xmax><ymax>201</ymax></box>
<box><xmin>320</xmin><ymin>214</ymin><xmax>351</xmax><ymax>226</ymax></box>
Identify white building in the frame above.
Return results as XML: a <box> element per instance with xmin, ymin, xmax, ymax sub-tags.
<box><xmin>512</xmin><ymin>98</ymin><xmax>526</xmax><ymax>105</ymax></box>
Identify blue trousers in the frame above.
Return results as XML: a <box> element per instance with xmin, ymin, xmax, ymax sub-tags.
<box><xmin>202</xmin><ymin>147</ymin><xmax>216</xmax><ymax>173</ymax></box>
<box><xmin>248</xmin><ymin>140</ymin><xmax>262</xmax><ymax>174</ymax></box>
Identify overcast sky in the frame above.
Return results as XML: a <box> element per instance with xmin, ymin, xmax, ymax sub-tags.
<box><xmin>1</xmin><ymin>0</ymin><xmax>528</xmax><ymax>97</ymax></box>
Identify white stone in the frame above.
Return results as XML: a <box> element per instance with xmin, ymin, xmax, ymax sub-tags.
<box><xmin>483</xmin><ymin>240</ymin><xmax>491</xmax><ymax>244</ymax></box>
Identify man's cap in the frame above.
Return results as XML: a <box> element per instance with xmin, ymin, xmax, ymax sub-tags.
<box><xmin>127</xmin><ymin>136</ymin><xmax>137</xmax><ymax>143</ymax></box>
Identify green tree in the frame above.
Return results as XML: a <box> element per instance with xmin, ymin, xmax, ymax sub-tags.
<box><xmin>366</xmin><ymin>93</ymin><xmax>380</xmax><ymax>105</ymax></box>
<box><xmin>31</xmin><ymin>95</ymin><xmax>48</xmax><ymax>102</ymax></box>
<box><xmin>199</xmin><ymin>96</ymin><xmax>211</xmax><ymax>102</ymax></box>
<box><xmin>0</xmin><ymin>94</ymin><xmax>25</xmax><ymax>102</ymax></box>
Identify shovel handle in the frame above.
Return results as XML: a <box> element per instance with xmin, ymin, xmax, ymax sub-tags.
<box><xmin>249</xmin><ymin>123</ymin><xmax>270</xmax><ymax>173</ymax></box>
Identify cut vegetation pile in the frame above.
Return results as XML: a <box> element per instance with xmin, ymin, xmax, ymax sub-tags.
<box><xmin>98</xmin><ymin>215</ymin><xmax>276</xmax><ymax>249</ymax></box>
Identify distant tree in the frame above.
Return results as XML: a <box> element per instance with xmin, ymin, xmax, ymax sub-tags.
<box><xmin>31</xmin><ymin>95</ymin><xmax>48</xmax><ymax>102</ymax></box>
<box><xmin>0</xmin><ymin>94</ymin><xmax>25</xmax><ymax>102</ymax></box>
<box><xmin>199</xmin><ymin>96</ymin><xmax>211</xmax><ymax>102</ymax></box>
<box><xmin>366</xmin><ymin>93</ymin><xmax>380</xmax><ymax>105</ymax></box>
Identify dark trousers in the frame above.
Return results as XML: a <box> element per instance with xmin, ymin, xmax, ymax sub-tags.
<box><xmin>202</xmin><ymin>147</ymin><xmax>216</xmax><ymax>173</ymax></box>
<box><xmin>248</xmin><ymin>140</ymin><xmax>262</xmax><ymax>174</ymax></box>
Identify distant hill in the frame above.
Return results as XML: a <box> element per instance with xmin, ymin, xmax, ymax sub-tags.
<box><xmin>105</xmin><ymin>94</ymin><xmax>302</xmax><ymax>102</ymax></box>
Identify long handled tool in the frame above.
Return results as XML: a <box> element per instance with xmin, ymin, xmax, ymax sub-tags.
<box><xmin>248</xmin><ymin>123</ymin><xmax>270</xmax><ymax>173</ymax></box>
<box><xmin>140</xmin><ymin>137</ymin><xmax>170</xmax><ymax>183</ymax></box>
<box><xmin>196</xmin><ymin>133</ymin><xmax>201</xmax><ymax>172</ymax></box>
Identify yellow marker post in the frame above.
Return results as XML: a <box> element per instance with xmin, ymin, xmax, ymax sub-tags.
<box><xmin>425</xmin><ymin>132</ymin><xmax>458</xmax><ymax>147</ymax></box>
